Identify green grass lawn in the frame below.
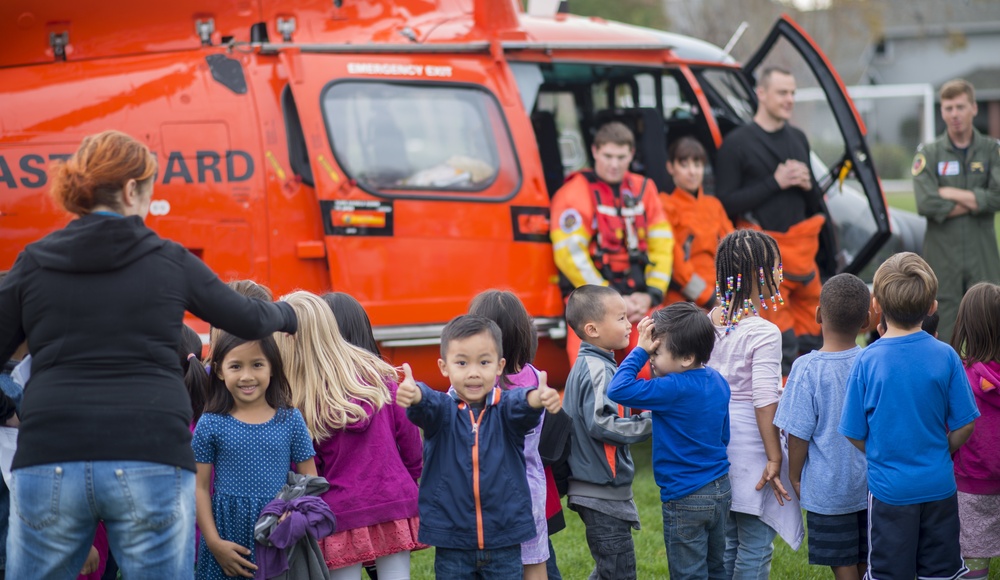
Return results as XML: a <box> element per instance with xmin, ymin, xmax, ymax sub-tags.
<box><xmin>410</xmin><ymin>438</ymin><xmax>1000</xmax><ymax>578</ymax></box>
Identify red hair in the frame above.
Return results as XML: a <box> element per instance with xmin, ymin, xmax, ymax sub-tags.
<box><xmin>49</xmin><ymin>130</ymin><xmax>157</xmax><ymax>216</ymax></box>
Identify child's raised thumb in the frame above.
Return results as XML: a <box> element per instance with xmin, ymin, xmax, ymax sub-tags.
<box><xmin>538</xmin><ymin>370</ymin><xmax>548</xmax><ymax>389</ymax></box>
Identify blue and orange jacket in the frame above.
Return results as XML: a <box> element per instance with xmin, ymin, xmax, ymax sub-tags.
<box><xmin>406</xmin><ymin>382</ymin><xmax>543</xmax><ymax>550</ymax></box>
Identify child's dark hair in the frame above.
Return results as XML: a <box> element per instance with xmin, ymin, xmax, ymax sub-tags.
<box><xmin>651</xmin><ymin>302</ymin><xmax>717</xmax><ymax>365</ymax></box>
<box><xmin>715</xmin><ymin>230</ymin><xmax>783</xmax><ymax>330</ymax></box>
<box><xmin>469</xmin><ymin>290</ymin><xmax>537</xmax><ymax>382</ymax></box>
<box><xmin>566</xmin><ymin>285</ymin><xmax>622</xmax><ymax>340</ymax></box>
<box><xmin>922</xmin><ymin>311</ymin><xmax>940</xmax><ymax>336</ymax></box>
<box><xmin>818</xmin><ymin>273</ymin><xmax>870</xmax><ymax>336</ymax></box>
<box><xmin>440</xmin><ymin>315</ymin><xmax>503</xmax><ymax>360</ymax></box>
<box><xmin>667</xmin><ymin>136</ymin><xmax>707</xmax><ymax>164</ymax></box>
<box><xmin>204</xmin><ymin>331</ymin><xmax>291</xmax><ymax>415</ymax></box>
<box><xmin>322</xmin><ymin>292</ymin><xmax>381</xmax><ymax>357</ymax></box>
<box><xmin>179</xmin><ymin>324</ymin><xmax>208</xmax><ymax>423</ymax></box>
<box><xmin>951</xmin><ymin>282</ymin><xmax>1000</xmax><ymax>365</ymax></box>
<box><xmin>209</xmin><ymin>280</ymin><xmax>274</xmax><ymax>351</ymax></box>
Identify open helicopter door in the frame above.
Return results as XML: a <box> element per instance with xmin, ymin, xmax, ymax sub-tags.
<box><xmin>743</xmin><ymin>15</ymin><xmax>891</xmax><ymax>277</ymax></box>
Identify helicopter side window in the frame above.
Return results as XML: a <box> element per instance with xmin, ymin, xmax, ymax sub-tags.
<box><xmin>322</xmin><ymin>81</ymin><xmax>520</xmax><ymax>197</ymax></box>
<box><xmin>281</xmin><ymin>86</ymin><xmax>314</xmax><ymax>187</ymax></box>
<box><xmin>696</xmin><ymin>68</ymin><xmax>756</xmax><ymax>137</ymax></box>
<box><xmin>533</xmin><ymin>91</ymin><xmax>589</xmax><ymax>197</ymax></box>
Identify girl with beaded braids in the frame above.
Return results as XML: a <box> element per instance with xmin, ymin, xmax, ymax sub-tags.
<box><xmin>708</xmin><ymin>230</ymin><xmax>804</xmax><ymax>578</ymax></box>
<box><xmin>714</xmin><ymin>230</ymin><xmax>784</xmax><ymax>332</ymax></box>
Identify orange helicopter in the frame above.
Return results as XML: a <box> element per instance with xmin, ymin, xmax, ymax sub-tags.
<box><xmin>0</xmin><ymin>0</ymin><xmax>899</xmax><ymax>388</ymax></box>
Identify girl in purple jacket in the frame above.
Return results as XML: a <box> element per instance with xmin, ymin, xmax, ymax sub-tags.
<box><xmin>950</xmin><ymin>282</ymin><xmax>1000</xmax><ymax>579</ymax></box>
<box><xmin>276</xmin><ymin>291</ymin><xmax>423</xmax><ymax>580</ymax></box>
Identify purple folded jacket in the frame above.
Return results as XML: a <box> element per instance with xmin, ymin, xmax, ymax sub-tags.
<box><xmin>254</xmin><ymin>496</ymin><xmax>337</xmax><ymax>580</ymax></box>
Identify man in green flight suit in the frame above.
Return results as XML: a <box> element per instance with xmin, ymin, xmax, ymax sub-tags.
<box><xmin>913</xmin><ymin>78</ymin><xmax>1000</xmax><ymax>342</ymax></box>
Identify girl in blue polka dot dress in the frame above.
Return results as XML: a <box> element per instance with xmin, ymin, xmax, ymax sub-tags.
<box><xmin>192</xmin><ymin>331</ymin><xmax>317</xmax><ymax>580</ymax></box>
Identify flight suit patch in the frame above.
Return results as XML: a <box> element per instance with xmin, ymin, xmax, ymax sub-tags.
<box><xmin>970</xmin><ymin>161</ymin><xmax>985</xmax><ymax>174</ymax></box>
<box><xmin>559</xmin><ymin>208</ymin><xmax>582</xmax><ymax>233</ymax></box>
<box><xmin>937</xmin><ymin>161</ymin><xmax>960</xmax><ymax>176</ymax></box>
<box><xmin>911</xmin><ymin>153</ymin><xmax>926</xmax><ymax>176</ymax></box>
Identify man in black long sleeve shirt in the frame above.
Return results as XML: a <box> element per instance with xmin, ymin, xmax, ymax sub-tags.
<box><xmin>715</xmin><ymin>67</ymin><xmax>827</xmax><ymax>374</ymax></box>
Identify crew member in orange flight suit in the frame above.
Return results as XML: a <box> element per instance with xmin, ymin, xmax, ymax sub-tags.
<box><xmin>659</xmin><ymin>136</ymin><xmax>734</xmax><ymax>309</ymax></box>
<box><xmin>550</xmin><ymin>121</ymin><xmax>674</xmax><ymax>368</ymax></box>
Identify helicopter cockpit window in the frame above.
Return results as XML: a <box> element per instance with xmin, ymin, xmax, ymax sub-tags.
<box><xmin>697</xmin><ymin>69</ymin><xmax>756</xmax><ymax>133</ymax></box>
<box><xmin>322</xmin><ymin>82</ymin><xmax>519</xmax><ymax>196</ymax></box>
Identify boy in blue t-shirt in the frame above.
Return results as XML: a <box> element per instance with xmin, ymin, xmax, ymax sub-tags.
<box><xmin>608</xmin><ymin>302</ymin><xmax>730</xmax><ymax>580</ymax></box>
<box><xmin>838</xmin><ymin>252</ymin><xmax>979</xmax><ymax>580</ymax></box>
<box><xmin>774</xmin><ymin>273</ymin><xmax>871</xmax><ymax>580</ymax></box>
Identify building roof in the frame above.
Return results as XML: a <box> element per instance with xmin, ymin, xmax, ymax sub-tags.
<box><xmin>882</xmin><ymin>20</ymin><xmax>1000</xmax><ymax>40</ymax></box>
<box><xmin>878</xmin><ymin>0</ymin><xmax>1000</xmax><ymax>38</ymax></box>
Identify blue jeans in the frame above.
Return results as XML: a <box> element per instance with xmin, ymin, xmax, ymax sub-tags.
<box><xmin>545</xmin><ymin>536</ymin><xmax>562</xmax><ymax>580</ymax></box>
<box><xmin>663</xmin><ymin>475</ymin><xmax>731</xmax><ymax>580</ymax></box>
<box><xmin>724</xmin><ymin>510</ymin><xmax>777</xmax><ymax>580</ymax></box>
<box><xmin>434</xmin><ymin>545</ymin><xmax>522</xmax><ymax>579</ymax></box>
<box><xmin>7</xmin><ymin>461</ymin><xmax>195</xmax><ymax>580</ymax></box>
<box><xmin>0</xmin><ymin>476</ymin><xmax>9</xmax><ymax>572</ymax></box>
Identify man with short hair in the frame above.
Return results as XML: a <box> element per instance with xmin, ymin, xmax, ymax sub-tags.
<box><xmin>715</xmin><ymin>66</ymin><xmax>831</xmax><ymax>375</ymax></box>
<box><xmin>550</xmin><ymin>121</ymin><xmax>674</xmax><ymax>366</ymax></box>
<box><xmin>912</xmin><ymin>78</ymin><xmax>1000</xmax><ymax>342</ymax></box>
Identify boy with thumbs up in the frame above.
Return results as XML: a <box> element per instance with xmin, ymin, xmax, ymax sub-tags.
<box><xmin>396</xmin><ymin>314</ymin><xmax>561</xmax><ymax>579</ymax></box>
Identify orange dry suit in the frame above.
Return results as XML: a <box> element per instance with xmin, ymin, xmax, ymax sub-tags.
<box><xmin>551</xmin><ymin>171</ymin><xmax>674</xmax><ymax>300</ymax></box>
<box><xmin>659</xmin><ymin>186</ymin><xmax>734</xmax><ymax>309</ymax></box>
<box><xmin>551</xmin><ymin>170</ymin><xmax>674</xmax><ymax>369</ymax></box>
<box><xmin>738</xmin><ymin>214</ymin><xmax>826</xmax><ymax>356</ymax></box>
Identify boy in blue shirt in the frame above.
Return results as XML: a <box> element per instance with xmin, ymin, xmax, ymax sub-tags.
<box><xmin>396</xmin><ymin>315</ymin><xmax>562</xmax><ymax>579</ymax></box>
<box><xmin>608</xmin><ymin>301</ymin><xmax>730</xmax><ymax>580</ymax></box>
<box><xmin>774</xmin><ymin>273</ymin><xmax>871</xmax><ymax>580</ymax></box>
<box><xmin>839</xmin><ymin>252</ymin><xmax>979</xmax><ymax>580</ymax></box>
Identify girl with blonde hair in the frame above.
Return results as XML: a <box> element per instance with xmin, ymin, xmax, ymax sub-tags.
<box><xmin>275</xmin><ymin>291</ymin><xmax>423</xmax><ymax>580</ymax></box>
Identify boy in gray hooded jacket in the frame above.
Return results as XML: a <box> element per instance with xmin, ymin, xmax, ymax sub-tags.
<box><xmin>562</xmin><ymin>285</ymin><xmax>652</xmax><ymax>580</ymax></box>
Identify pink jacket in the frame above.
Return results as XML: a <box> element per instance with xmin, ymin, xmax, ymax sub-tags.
<box><xmin>313</xmin><ymin>381</ymin><xmax>423</xmax><ymax>531</ymax></box>
<box><xmin>954</xmin><ymin>361</ymin><xmax>1000</xmax><ymax>494</ymax></box>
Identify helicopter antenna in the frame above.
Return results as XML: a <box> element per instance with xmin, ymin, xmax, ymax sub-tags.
<box><xmin>721</xmin><ymin>21</ymin><xmax>749</xmax><ymax>59</ymax></box>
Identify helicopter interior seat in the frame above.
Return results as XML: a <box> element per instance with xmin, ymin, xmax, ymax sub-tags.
<box><xmin>530</xmin><ymin>110</ymin><xmax>566</xmax><ymax>198</ymax></box>
<box><xmin>664</xmin><ymin>110</ymin><xmax>718</xmax><ymax>158</ymax></box>
<box><xmin>364</xmin><ymin>114</ymin><xmax>412</xmax><ymax>186</ymax></box>
<box><xmin>592</xmin><ymin>107</ymin><xmax>671</xmax><ymax>194</ymax></box>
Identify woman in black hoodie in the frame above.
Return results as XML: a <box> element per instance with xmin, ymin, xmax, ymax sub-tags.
<box><xmin>0</xmin><ymin>131</ymin><xmax>298</xmax><ymax>580</ymax></box>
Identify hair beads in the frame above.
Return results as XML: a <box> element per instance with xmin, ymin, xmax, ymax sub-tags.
<box><xmin>714</xmin><ymin>230</ymin><xmax>783</xmax><ymax>335</ymax></box>
<box><xmin>758</xmin><ymin>267</ymin><xmax>769</xmax><ymax>311</ymax></box>
<box><xmin>774</xmin><ymin>263</ymin><xmax>785</xmax><ymax>307</ymax></box>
